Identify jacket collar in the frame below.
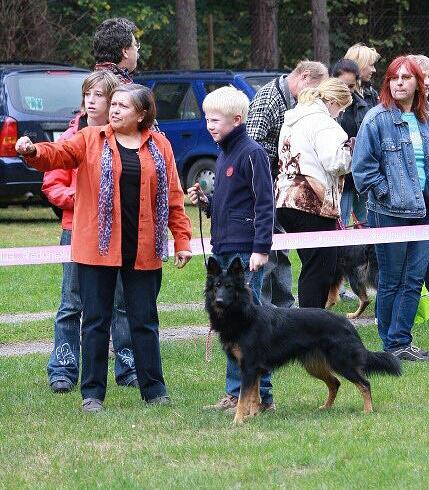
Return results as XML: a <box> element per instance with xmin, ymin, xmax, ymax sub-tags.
<box><xmin>94</xmin><ymin>62</ymin><xmax>133</xmax><ymax>84</ymax></box>
<box><xmin>388</xmin><ymin>104</ymin><xmax>408</xmax><ymax>125</ymax></box>
<box><xmin>100</xmin><ymin>124</ymin><xmax>152</xmax><ymax>148</ymax></box>
<box><xmin>218</xmin><ymin>124</ymin><xmax>247</xmax><ymax>153</ymax></box>
<box><xmin>352</xmin><ymin>92</ymin><xmax>367</xmax><ymax>109</ymax></box>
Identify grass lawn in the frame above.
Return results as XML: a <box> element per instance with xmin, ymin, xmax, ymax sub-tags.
<box><xmin>1</xmin><ymin>207</ymin><xmax>428</xmax><ymax>488</ymax></box>
<box><xmin>1</xmin><ymin>332</ymin><xmax>429</xmax><ymax>489</ymax></box>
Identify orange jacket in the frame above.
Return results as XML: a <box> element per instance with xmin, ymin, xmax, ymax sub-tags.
<box><xmin>27</xmin><ymin>124</ymin><xmax>192</xmax><ymax>270</ymax></box>
<box><xmin>41</xmin><ymin>115</ymin><xmax>81</xmax><ymax>230</ymax></box>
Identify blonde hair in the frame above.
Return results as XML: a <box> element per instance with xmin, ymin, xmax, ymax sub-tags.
<box><xmin>412</xmin><ymin>54</ymin><xmax>429</xmax><ymax>74</ymax></box>
<box><xmin>202</xmin><ymin>86</ymin><xmax>249</xmax><ymax>122</ymax></box>
<box><xmin>292</xmin><ymin>60</ymin><xmax>329</xmax><ymax>80</ymax></box>
<box><xmin>298</xmin><ymin>78</ymin><xmax>352</xmax><ymax>108</ymax></box>
<box><xmin>344</xmin><ymin>43</ymin><xmax>381</xmax><ymax>72</ymax></box>
<box><xmin>80</xmin><ymin>70</ymin><xmax>120</xmax><ymax>113</ymax></box>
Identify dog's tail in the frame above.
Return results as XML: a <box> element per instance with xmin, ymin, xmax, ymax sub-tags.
<box><xmin>364</xmin><ymin>351</ymin><xmax>402</xmax><ymax>377</ymax></box>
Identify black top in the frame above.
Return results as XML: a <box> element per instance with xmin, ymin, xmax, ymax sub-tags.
<box><xmin>338</xmin><ymin>92</ymin><xmax>369</xmax><ymax>191</ymax></box>
<box><xmin>117</xmin><ymin>140</ymin><xmax>141</xmax><ymax>266</ymax></box>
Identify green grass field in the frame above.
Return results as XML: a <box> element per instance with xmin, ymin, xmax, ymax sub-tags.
<box><xmin>1</xmin><ymin>206</ymin><xmax>428</xmax><ymax>489</ymax></box>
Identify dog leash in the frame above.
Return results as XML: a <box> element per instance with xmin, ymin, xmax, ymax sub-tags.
<box><xmin>198</xmin><ymin>199</ymin><xmax>208</xmax><ymax>269</ymax></box>
<box><xmin>197</xmin><ymin>197</ymin><xmax>212</xmax><ymax>361</ymax></box>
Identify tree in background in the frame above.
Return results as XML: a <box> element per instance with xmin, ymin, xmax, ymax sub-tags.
<box><xmin>250</xmin><ymin>0</ymin><xmax>279</xmax><ymax>69</ymax></box>
<box><xmin>311</xmin><ymin>0</ymin><xmax>330</xmax><ymax>65</ymax></box>
<box><xmin>175</xmin><ymin>0</ymin><xmax>199</xmax><ymax>69</ymax></box>
<box><xmin>0</xmin><ymin>0</ymin><xmax>55</xmax><ymax>60</ymax></box>
<box><xmin>0</xmin><ymin>0</ymin><xmax>428</xmax><ymax>75</ymax></box>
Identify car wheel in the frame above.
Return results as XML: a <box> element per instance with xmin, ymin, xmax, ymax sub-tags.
<box><xmin>186</xmin><ymin>158</ymin><xmax>216</xmax><ymax>196</ymax></box>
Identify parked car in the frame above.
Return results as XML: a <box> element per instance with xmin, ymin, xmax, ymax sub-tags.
<box><xmin>134</xmin><ymin>70</ymin><xmax>289</xmax><ymax>195</ymax></box>
<box><xmin>0</xmin><ymin>62</ymin><xmax>89</xmax><ymax>213</ymax></box>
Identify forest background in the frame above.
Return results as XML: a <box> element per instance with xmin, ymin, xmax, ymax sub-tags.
<box><xmin>1</xmin><ymin>0</ymin><xmax>428</xmax><ymax>83</ymax></box>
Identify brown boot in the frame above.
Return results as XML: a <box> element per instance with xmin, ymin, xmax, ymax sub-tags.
<box><xmin>203</xmin><ymin>394</ymin><xmax>238</xmax><ymax>411</ymax></box>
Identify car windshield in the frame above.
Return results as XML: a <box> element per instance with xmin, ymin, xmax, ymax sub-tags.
<box><xmin>5</xmin><ymin>71</ymin><xmax>87</xmax><ymax>117</ymax></box>
<box><xmin>245</xmin><ymin>75</ymin><xmax>279</xmax><ymax>92</ymax></box>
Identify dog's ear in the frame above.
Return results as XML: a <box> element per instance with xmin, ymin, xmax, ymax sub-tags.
<box><xmin>227</xmin><ymin>257</ymin><xmax>245</xmax><ymax>279</ymax></box>
<box><xmin>207</xmin><ymin>257</ymin><xmax>222</xmax><ymax>277</ymax></box>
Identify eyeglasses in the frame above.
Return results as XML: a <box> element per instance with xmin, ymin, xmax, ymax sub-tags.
<box><xmin>391</xmin><ymin>74</ymin><xmax>414</xmax><ymax>82</ymax></box>
<box><xmin>132</xmin><ymin>41</ymin><xmax>141</xmax><ymax>50</ymax></box>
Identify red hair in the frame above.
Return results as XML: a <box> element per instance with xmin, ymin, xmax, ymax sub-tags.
<box><xmin>379</xmin><ymin>55</ymin><xmax>428</xmax><ymax>122</ymax></box>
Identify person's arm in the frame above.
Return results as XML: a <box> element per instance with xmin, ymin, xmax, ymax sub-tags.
<box><xmin>243</xmin><ymin>148</ymin><xmax>274</xmax><ymax>256</ymax></box>
<box><xmin>42</xmin><ymin>169</ymin><xmax>75</xmax><ymax>211</ymax></box>
<box><xmin>16</xmin><ymin>132</ymin><xmax>86</xmax><ymax>172</ymax></box>
<box><xmin>164</xmin><ymin>139</ymin><xmax>192</xmax><ymax>266</ymax></box>
<box><xmin>247</xmin><ymin>89</ymin><xmax>279</xmax><ymax>160</ymax></box>
<box><xmin>351</xmin><ymin>117</ymin><xmax>388</xmax><ymax>198</ymax></box>
<box><xmin>314</xmin><ymin>121</ymin><xmax>351</xmax><ymax>177</ymax></box>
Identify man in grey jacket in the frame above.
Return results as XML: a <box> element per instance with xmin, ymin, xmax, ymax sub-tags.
<box><xmin>247</xmin><ymin>60</ymin><xmax>328</xmax><ymax>308</ymax></box>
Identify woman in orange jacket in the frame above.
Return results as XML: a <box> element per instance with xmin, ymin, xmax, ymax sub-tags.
<box><xmin>43</xmin><ymin>70</ymin><xmax>139</xmax><ymax>393</ymax></box>
<box><xmin>16</xmin><ymin>84</ymin><xmax>192</xmax><ymax>412</ymax></box>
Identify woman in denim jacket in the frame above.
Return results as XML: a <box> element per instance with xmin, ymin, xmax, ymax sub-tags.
<box><xmin>352</xmin><ymin>55</ymin><xmax>429</xmax><ymax>361</ymax></box>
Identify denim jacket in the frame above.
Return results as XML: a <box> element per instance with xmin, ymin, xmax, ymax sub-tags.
<box><xmin>352</xmin><ymin>104</ymin><xmax>429</xmax><ymax>218</ymax></box>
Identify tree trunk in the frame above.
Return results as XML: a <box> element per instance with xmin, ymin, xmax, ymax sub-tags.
<box><xmin>250</xmin><ymin>0</ymin><xmax>279</xmax><ymax>69</ymax></box>
<box><xmin>311</xmin><ymin>0</ymin><xmax>330</xmax><ymax>65</ymax></box>
<box><xmin>176</xmin><ymin>0</ymin><xmax>200</xmax><ymax>69</ymax></box>
<box><xmin>0</xmin><ymin>0</ymin><xmax>55</xmax><ymax>61</ymax></box>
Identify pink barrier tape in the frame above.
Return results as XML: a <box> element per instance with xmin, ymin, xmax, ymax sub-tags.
<box><xmin>1</xmin><ymin>225</ymin><xmax>428</xmax><ymax>266</ymax></box>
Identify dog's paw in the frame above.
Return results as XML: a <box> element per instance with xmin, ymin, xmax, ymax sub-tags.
<box><xmin>233</xmin><ymin>414</ymin><xmax>245</xmax><ymax>425</ymax></box>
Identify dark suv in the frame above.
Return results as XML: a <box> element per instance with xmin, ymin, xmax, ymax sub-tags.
<box><xmin>0</xmin><ymin>62</ymin><xmax>88</xmax><ymax>209</ymax></box>
<box><xmin>134</xmin><ymin>70</ymin><xmax>287</xmax><ymax>194</ymax></box>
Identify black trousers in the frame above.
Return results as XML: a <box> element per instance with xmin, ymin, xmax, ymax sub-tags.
<box><xmin>277</xmin><ymin>207</ymin><xmax>337</xmax><ymax>308</ymax></box>
<box><xmin>77</xmin><ymin>263</ymin><xmax>165</xmax><ymax>402</ymax></box>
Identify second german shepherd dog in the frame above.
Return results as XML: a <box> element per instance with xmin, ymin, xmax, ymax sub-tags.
<box><xmin>205</xmin><ymin>256</ymin><xmax>400</xmax><ymax>425</ymax></box>
<box><xmin>326</xmin><ymin>244</ymin><xmax>378</xmax><ymax>319</ymax></box>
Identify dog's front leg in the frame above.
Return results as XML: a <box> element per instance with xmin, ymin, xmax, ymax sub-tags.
<box><xmin>233</xmin><ymin>371</ymin><xmax>261</xmax><ymax>425</ymax></box>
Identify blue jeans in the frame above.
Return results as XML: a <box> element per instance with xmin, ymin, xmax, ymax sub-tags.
<box><xmin>47</xmin><ymin>230</ymin><xmax>137</xmax><ymax>387</ymax></box>
<box><xmin>261</xmin><ymin>218</ymin><xmax>295</xmax><ymax>308</ymax></box>
<box><xmin>340</xmin><ymin>187</ymin><xmax>367</xmax><ymax>227</ymax></box>
<box><xmin>212</xmin><ymin>252</ymin><xmax>273</xmax><ymax>404</ymax></box>
<box><xmin>78</xmin><ymin>264</ymin><xmax>165</xmax><ymax>402</ymax></box>
<box><xmin>367</xmin><ymin>211</ymin><xmax>429</xmax><ymax>351</ymax></box>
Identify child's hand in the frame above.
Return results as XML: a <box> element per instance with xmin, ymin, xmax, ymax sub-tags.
<box><xmin>249</xmin><ymin>252</ymin><xmax>269</xmax><ymax>272</ymax></box>
<box><xmin>187</xmin><ymin>182</ymin><xmax>208</xmax><ymax>209</ymax></box>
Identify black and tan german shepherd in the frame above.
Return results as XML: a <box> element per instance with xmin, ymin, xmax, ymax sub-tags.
<box><xmin>205</xmin><ymin>256</ymin><xmax>400</xmax><ymax>424</ymax></box>
<box><xmin>326</xmin><ymin>244</ymin><xmax>378</xmax><ymax>319</ymax></box>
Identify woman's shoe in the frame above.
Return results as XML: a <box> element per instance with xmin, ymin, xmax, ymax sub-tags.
<box><xmin>82</xmin><ymin>398</ymin><xmax>104</xmax><ymax>412</ymax></box>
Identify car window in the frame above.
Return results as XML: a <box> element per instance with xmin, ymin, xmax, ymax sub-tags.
<box><xmin>204</xmin><ymin>82</ymin><xmax>229</xmax><ymax>94</ymax></box>
<box><xmin>5</xmin><ymin>71</ymin><xmax>87</xmax><ymax>117</ymax></box>
<box><xmin>153</xmin><ymin>83</ymin><xmax>200</xmax><ymax>121</ymax></box>
<box><xmin>245</xmin><ymin>76</ymin><xmax>279</xmax><ymax>92</ymax></box>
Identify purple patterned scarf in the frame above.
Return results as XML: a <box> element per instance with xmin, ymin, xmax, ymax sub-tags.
<box><xmin>98</xmin><ymin>137</ymin><xmax>169</xmax><ymax>261</ymax></box>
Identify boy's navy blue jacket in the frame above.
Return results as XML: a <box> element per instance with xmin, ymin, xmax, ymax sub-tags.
<box><xmin>206</xmin><ymin>124</ymin><xmax>274</xmax><ymax>255</ymax></box>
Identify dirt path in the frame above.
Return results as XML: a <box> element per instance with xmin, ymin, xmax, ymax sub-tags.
<box><xmin>0</xmin><ymin>303</ymin><xmax>205</xmax><ymax>325</ymax></box>
<box><xmin>0</xmin><ymin>317</ymin><xmax>375</xmax><ymax>357</ymax></box>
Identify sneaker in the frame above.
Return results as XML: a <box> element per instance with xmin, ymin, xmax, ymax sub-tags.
<box><xmin>339</xmin><ymin>289</ymin><xmax>356</xmax><ymax>301</ymax></box>
<box><xmin>82</xmin><ymin>398</ymin><xmax>104</xmax><ymax>413</ymax></box>
<box><xmin>391</xmin><ymin>345</ymin><xmax>429</xmax><ymax>361</ymax></box>
<box><xmin>261</xmin><ymin>401</ymin><xmax>276</xmax><ymax>412</ymax></box>
<box><xmin>203</xmin><ymin>394</ymin><xmax>238</xmax><ymax>411</ymax></box>
<box><xmin>51</xmin><ymin>380</ymin><xmax>73</xmax><ymax>393</ymax></box>
<box><xmin>147</xmin><ymin>395</ymin><xmax>171</xmax><ymax>406</ymax></box>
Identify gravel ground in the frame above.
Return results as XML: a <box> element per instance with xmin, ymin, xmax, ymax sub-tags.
<box><xmin>0</xmin><ymin>302</ymin><xmax>205</xmax><ymax>325</ymax></box>
<box><xmin>0</xmin><ymin>317</ymin><xmax>375</xmax><ymax>357</ymax></box>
